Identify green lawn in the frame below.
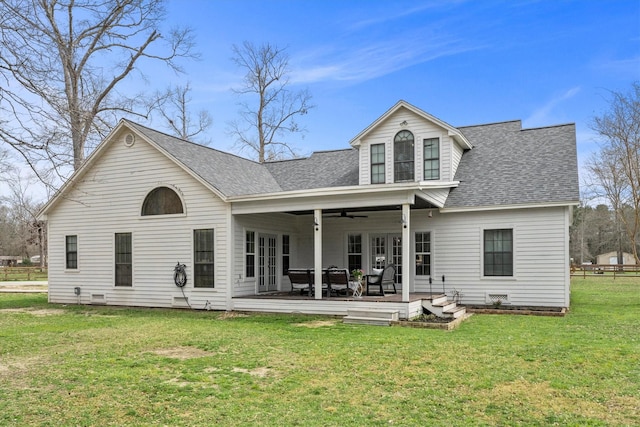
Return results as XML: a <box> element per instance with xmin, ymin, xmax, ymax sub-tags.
<box><xmin>1</xmin><ymin>278</ymin><xmax>638</xmax><ymax>426</ymax></box>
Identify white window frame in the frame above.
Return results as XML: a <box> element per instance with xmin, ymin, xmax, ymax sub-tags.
<box><xmin>64</xmin><ymin>235</ymin><xmax>79</xmax><ymax>272</ymax></box>
<box><xmin>423</xmin><ymin>137</ymin><xmax>440</xmax><ymax>180</ymax></box>
<box><xmin>193</xmin><ymin>228</ymin><xmax>215</xmax><ymax>289</ymax></box>
<box><xmin>114</xmin><ymin>231</ymin><xmax>133</xmax><ymax>288</ymax></box>
<box><xmin>370</xmin><ymin>143</ymin><xmax>386</xmax><ymax>184</ymax></box>
<box><xmin>414</xmin><ymin>231</ymin><xmax>432</xmax><ymax>277</ymax></box>
<box><xmin>245</xmin><ymin>230</ymin><xmax>256</xmax><ymax>279</ymax></box>
<box><xmin>480</xmin><ymin>226</ymin><xmax>517</xmax><ymax>280</ymax></box>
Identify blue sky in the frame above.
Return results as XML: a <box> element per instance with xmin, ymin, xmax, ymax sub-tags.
<box><xmin>6</xmin><ymin>0</ymin><xmax>638</xmax><ymax>202</ymax></box>
<box><xmin>152</xmin><ymin>0</ymin><xmax>638</xmax><ymax>185</ymax></box>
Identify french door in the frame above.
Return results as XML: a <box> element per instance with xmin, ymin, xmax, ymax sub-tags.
<box><xmin>370</xmin><ymin>234</ymin><xmax>402</xmax><ymax>287</ymax></box>
<box><xmin>258</xmin><ymin>234</ymin><xmax>278</xmax><ymax>292</ymax></box>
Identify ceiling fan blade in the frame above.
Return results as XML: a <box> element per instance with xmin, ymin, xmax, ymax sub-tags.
<box><xmin>324</xmin><ymin>211</ymin><xmax>368</xmax><ymax>218</ymax></box>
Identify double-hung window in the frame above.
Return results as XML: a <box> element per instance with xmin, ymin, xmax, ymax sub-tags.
<box><xmin>423</xmin><ymin>138</ymin><xmax>439</xmax><ymax>180</ymax></box>
<box><xmin>115</xmin><ymin>233</ymin><xmax>132</xmax><ymax>287</ymax></box>
<box><xmin>282</xmin><ymin>235</ymin><xmax>290</xmax><ymax>275</ymax></box>
<box><xmin>194</xmin><ymin>229</ymin><xmax>215</xmax><ymax>288</ymax></box>
<box><xmin>484</xmin><ymin>229</ymin><xmax>513</xmax><ymax>276</ymax></box>
<box><xmin>246</xmin><ymin>231</ymin><xmax>255</xmax><ymax>278</ymax></box>
<box><xmin>415</xmin><ymin>232</ymin><xmax>431</xmax><ymax>276</ymax></box>
<box><xmin>347</xmin><ymin>234</ymin><xmax>362</xmax><ymax>272</ymax></box>
<box><xmin>65</xmin><ymin>235</ymin><xmax>77</xmax><ymax>270</ymax></box>
<box><xmin>370</xmin><ymin>144</ymin><xmax>385</xmax><ymax>184</ymax></box>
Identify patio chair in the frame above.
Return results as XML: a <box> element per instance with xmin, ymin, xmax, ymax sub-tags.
<box><xmin>366</xmin><ymin>264</ymin><xmax>397</xmax><ymax>296</ymax></box>
<box><xmin>327</xmin><ymin>268</ymin><xmax>353</xmax><ymax>296</ymax></box>
<box><xmin>287</xmin><ymin>269</ymin><xmax>312</xmax><ymax>295</ymax></box>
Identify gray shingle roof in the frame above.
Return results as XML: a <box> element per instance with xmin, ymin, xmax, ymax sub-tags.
<box><xmin>446</xmin><ymin>121</ymin><xmax>579</xmax><ymax>208</ymax></box>
<box><xmin>124</xmin><ymin>117</ymin><xmax>579</xmax><ymax>208</ymax></box>
<box><xmin>265</xmin><ymin>149</ymin><xmax>359</xmax><ymax>191</ymax></box>
<box><xmin>126</xmin><ymin>121</ymin><xmax>282</xmax><ymax>196</ymax></box>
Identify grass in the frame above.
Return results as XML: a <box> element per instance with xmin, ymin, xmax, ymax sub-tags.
<box><xmin>1</xmin><ymin>278</ymin><xmax>638</xmax><ymax>426</ymax></box>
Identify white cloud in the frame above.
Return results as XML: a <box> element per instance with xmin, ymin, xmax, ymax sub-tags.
<box><xmin>291</xmin><ymin>31</ymin><xmax>484</xmax><ymax>85</ymax></box>
<box><xmin>524</xmin><ymin>87</ymin><xmax>581</xmax><ymax>128</ymax></box>
<box><xmin>346</xmin><ymin>2</ymin><xmax>451</xmax><ymax>31</ymax></box>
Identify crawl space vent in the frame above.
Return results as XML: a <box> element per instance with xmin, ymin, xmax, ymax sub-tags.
<box><xmin>485</xmin><ymin>293</ymin><xmax>510</xmax><ymax>304</ymax></box>
<box><xmin>172</xmin><ymin>296</ymin><xmax>189</xmax><ymax>308</ymax></box>
<box><xmin>90</xmin><ymin>293</ymin><xmax>106</xmax><ymax>304</ymax></box>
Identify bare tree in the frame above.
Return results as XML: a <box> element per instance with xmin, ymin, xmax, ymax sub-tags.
<box><xmin>229</xmin><ymin>41</ymin><xmax>314</xmax><ymax>163</ymax></box>
<box><xmin>586</xmin><ymin>82</ymin><xmax>640</xmax><ymax>263</ymax></box>
<box><xmin>0</xmin><ymin>0</ymin><xmax>196</xmax><ymax>190</ymax></box>
<box><xmin>157</xmin><ymin>83</ymin><xmax>212</xmax><ymax>142</ymax></box>
<box><xmin>0</xmin><ymin>169</ymin><xmax>46</xmax><ymax>265</ymax></box>
<box><xmin>0</xmin><ymin>146</ymin><xmax>11</xmax><ymax>178</ymax></box>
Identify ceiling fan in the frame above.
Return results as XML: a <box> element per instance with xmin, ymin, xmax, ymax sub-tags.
<box><xmin>324</xmin><ymin>210</ymin><xmax>368</xmax><ymax>219</ymax></box>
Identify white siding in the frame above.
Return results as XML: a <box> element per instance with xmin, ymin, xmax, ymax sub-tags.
<box><xmin>358</xmin><ymin>108</ymin><xmax>455</xmax><ymax>184</ymax></box>
<box><xmin>235</xmin><ymin>207</ymin><xmax>571</xmax><ymax>308</ymax></box>
<box><xmin>414</xmin><ymin>207</ymin><xmax>570</xmax><ymax>307</ymax></box>
<box><xmin>232</xmin><ymin>213</ymin><xmax>302</xmax><ymax>295</ymax></box>
<box><xmin>47</xmin><ymin>130</ymin><xmax>229</xmax><ymax>310</ymax></box>
<box><xmin>451</xmin><ymin>140</ymin><xmax>465</xmax><ymax>177</ymax></box>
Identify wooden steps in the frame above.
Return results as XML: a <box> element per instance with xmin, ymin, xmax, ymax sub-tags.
<box><xmin>422</xmin><ymin>294</ymin><xmax>466</xmax><ymax>319</ymax></box>
<box><xmin>343</xmin><ymin>308</ymin><xmax>399</xmax><ymax>326</ymax></box>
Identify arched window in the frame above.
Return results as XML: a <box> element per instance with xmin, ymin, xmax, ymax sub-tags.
<box><xmin>141</xmin><ymin>187</ymin><xmax>184</xmax><ymax>216</ymax></box>
<box><xmin>394</xmin><ymin>130</ymin><xmax>414</xmax><ymax>182</ymax></box>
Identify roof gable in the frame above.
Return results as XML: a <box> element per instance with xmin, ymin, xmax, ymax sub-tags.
<box><xmin>126</xmin><ymin>122</ymin><xmax>282</xmax><ymax>197</ymax></box>
<box><xmin>349</xmin><ymin>100</ymin><xmax>472</xmax><ymax>149</ymax></box>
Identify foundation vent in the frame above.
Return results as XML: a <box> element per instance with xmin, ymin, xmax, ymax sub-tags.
<box><xmin>485</xmin><ymin>292</ymin><xmax>510</xmax><ymax>305</ymax></box>
<box><xmin>172</xmin><ymin>296</ymin><xmax>189</xmax><ymax>308</ymax></box>
<box><xmin>90</xmin><ymin>293</ymin><xmax>107</xmax><ymax>304</ymax></box>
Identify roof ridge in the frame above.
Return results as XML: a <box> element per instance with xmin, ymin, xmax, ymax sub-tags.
<box><xmin>123</xmin><ymin>119</ymin><xmax>262</xmax><ymax>165</ymax></box>
<box><xmin>457</xmin><ymin>119</ymin><xmax>521</xmax><ymax>129</ymax></box>
<box><xmin>521</xmin><ymin>122</ymin><xmax>575</xmax><ymax>132</ymax></box>
<box><xmin>264</xmin><ymin>148</ymin><xmax>356</xmax><ymax>164</ymax></box>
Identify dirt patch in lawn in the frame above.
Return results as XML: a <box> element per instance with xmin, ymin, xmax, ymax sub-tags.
<box><xmin>217</xmin><ymin>311</ymin><xmax>249</xmax><ymax>320</ymax></box>
<box><xmin>475</xmin><ymin>379</ymin><xmax>629</xmax><ymax>423</ymax></box>
<box><xmin>232</xmin><ymin>367</ymin><xmax>272</xmax><ymax>377</ymax></box>
<box><xmin>0</xmin><ymin>357</ymin><xmax>47</xmax><ymax>383</ymax></box>
<box><xmin>293</xmin><ymin>319</ymin><xmax>339</xmax><ymax>328</ymax></box>
<box><xmin>0</xmin><ymin>308</ymin><xmax>65</xmax><ymax>316</ymax></box>
<box><xmin>152</xmin><ymin>346</ymin><xmax>213</xmax><ymax>360</ymax></box>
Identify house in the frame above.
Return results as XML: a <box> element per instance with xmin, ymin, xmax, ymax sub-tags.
<box><xmin>596</xmin><ymin>251</ymin><xmax>636</xmax><ymax>266</ymax></box>
<box><xmin>0</xmin><ymin>256</ymin><xmax>21</xmax><ymax>267</ymax></box>
<box><xmin>38</xmin><ymin>100</ymin><xmax>579</xmax><ymax>319</ymax></box>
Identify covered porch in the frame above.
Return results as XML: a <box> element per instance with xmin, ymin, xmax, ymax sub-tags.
<box><xmin>230</xmin><ymin>182</ymin><xmax>453</xmax><ymax>306</ymax></box>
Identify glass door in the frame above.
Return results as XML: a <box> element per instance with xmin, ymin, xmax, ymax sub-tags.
<box><xmin>258</xmin><ymin>234</ymin><xmax>278</xmax><ymax>292</ymax></box>
<box><xmin>370</xmin><ymin>235</ymin><xmax>387</xmax><ymax>269</ymax></box>
<box><xmin>370</xmin><ymin>234</ymin><xmax>402</xmax><ymax>288</ymax></box>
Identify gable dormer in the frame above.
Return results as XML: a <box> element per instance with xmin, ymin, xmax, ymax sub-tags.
<box><xmin>350</xmin><ymin>101</ymin><xmax>472</xmax><ymax>186</ymax></box>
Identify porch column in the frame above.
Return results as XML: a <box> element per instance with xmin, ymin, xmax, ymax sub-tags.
<box><xmin>402</xmin><ymin>203</ymin><xmax>411</xmax><ymax>302</ymax></box>
<box><xmin>313</xmin><ymin>209</ymin><xmax>323</xmax><ymax>300</ymax></box>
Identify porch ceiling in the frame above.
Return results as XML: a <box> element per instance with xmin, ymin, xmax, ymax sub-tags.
<box><xmin>286</xmin><ymin>198</ymin><xmax>436</xmax><ymax>216</ymax></box>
